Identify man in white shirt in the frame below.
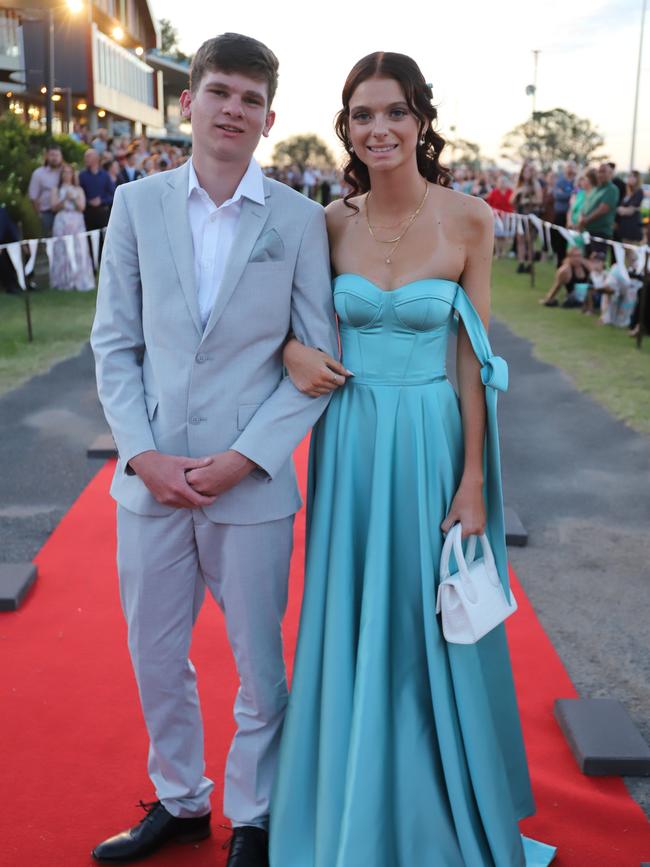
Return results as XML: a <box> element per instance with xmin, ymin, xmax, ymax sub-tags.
<box><xmin>90</xmin><ymin>33</ymin><xmax>341</xmax><ymax>867</ymax></box>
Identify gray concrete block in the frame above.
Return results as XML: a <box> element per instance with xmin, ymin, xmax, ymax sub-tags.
<box><xmin>0</xmin><ymin>563</ymin><xmax>38</xmax><ymax>611</ymax></box>
<box><xmin>504</xmin><ymin>506</ymin><xmax>528</xmax><ymax>547</ymax></box>
<box><xmin>554</xmin><ymin>698</ymin><xmax>650</xmax><ymax>776</ymax></box>
<box><xmin>87</xmin><ymin>433</ymin><xmax>117</xmax><ymax>459</ymax></box>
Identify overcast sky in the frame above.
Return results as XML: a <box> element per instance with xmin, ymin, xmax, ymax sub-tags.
<box><xmin>152</xmin><ymin>0</ymin><xmax>649</xmax><ymax>172</ymax></box>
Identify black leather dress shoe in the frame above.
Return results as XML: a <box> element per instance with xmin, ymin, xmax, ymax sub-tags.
<box><xmin>225</xmin><ymin>826</ymin><xmax>269</xmax><ymax>867</ymax></box>
<box><xmin>91</xmin><ymin>800</ymin><xmax>211</xmax><ymax>862</ymax></box>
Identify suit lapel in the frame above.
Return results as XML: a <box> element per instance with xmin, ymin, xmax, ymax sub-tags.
<box><xmin>161</xmin><ymin>163</ymin><xmax>203</xmax><ymax>337</ymax></box>
<box><xmin>202</xmin><ymin>187</ymin><xmax>271</xmax><ymax>341</ymax></box>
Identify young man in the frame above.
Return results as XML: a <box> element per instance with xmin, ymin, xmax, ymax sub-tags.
<box><xmin>90</xmin><ymin>32</ymin><xmax>340</xmax><ymax>867</ymax></box>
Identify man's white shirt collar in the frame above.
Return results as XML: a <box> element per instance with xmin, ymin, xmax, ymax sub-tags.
<box><xmin>187</xmin><ymin>158</ymin><xmax>265</xmax><ymax>208</ymax></box>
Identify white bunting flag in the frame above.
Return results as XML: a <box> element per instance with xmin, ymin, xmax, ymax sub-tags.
<box><xmin>6</xmin><ymin>242</ymin><xmax>26</xmax><ymax>290</ymax></box>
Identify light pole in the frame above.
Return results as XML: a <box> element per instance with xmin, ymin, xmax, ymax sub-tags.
<box><xmin>630</xmin><ymin>0</ymin><xmax>647</xmax><ymax>170</ymax></box>
<box><xmin>45</xmin><ymin>7</ymin><xmax>54</xmax><ymax>136</ymax></box>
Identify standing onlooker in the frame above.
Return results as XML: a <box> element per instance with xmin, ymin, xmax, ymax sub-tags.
<box><xmin>601</xmin><ymin>247</ymin><xmax>643</xmax><ymax>327</ymax></box>
<box><xmin>79</xmin><ymin>148</ymin><xmax>114</xmax><ymax>232</ymax></box>
<box><xmin>551</xmin><ymin>161</ymin><xmax>577</xmax><ymax>266</ymax></box>
<box><xmin>28</xmin><ymin>145</ymin><xmax>63</xmax><ymax>237</ymax></box>
<box><xmin>485</xmin><ymin>174</ymin><xmax>514</xmax><ymax>258</ymax></box>
<box><xmin>91</xmin><ymin>127</ymin><xmax>110</xmax><ymax>155</ymax></box>
<box><xmin>567</xmin><ymin>168</ymin><xmax>597</xmax><ymax>228</ymax></box>
<box><xmin>512</xmin><ymin>162</ymin><xmax>543</xmax><ymax>273</ymax></box>
<box><xmin>115</xmin><ymin>147</ymin><xmax>145</xmax><ymax>185</ymax></box>
<box><xmin>577</xmin><ymin>163</ymin><xmax>619</xmax><ymax>256</ymax></box>
<box><xmin>0</xmin><ymin>205</ymin><xmax>21</xmax><ymax>293</ymax></box>
<box><xmin>104</xmin><ymin>157</ymin><xmax>121</xmax><ymax>190</ymax></box>
<box><xmin>606</xmin><ymin>162</ymin><xmax>626</xmax><ymax>206</ymax></box>
<box><xmin>616</xmin><ymin>171</ymin><xmax>644</xmax><ymax>244</ymax></box>
<box><xmin>50</xmin><ymin>163</ymin><xmax>95</xmax><ymax>291</ymax></box>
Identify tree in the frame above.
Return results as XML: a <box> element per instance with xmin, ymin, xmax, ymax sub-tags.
<box><xmin>158</xmin><ymin>18</ymin><xmax>189</xmax><ymax>63</ymax></box>
<box><xmin>272</xmin><ymin>134</ymin><xmax>335</xmax><ymax>169</ymax></box>
<box><xmin>501</xmin><ymin>108</ymin><xmax>607</xmax><ymax>167</ymax></box>
<box><xmin>445</xmin><ymin>137</ymin><xmax>482</xmax><ymax>170</ymax></box>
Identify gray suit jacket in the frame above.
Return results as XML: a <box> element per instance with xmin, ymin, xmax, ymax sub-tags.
<box><xmin>91</xmin><ymin>160</ymin><xmax>338</xmax><ymax>523</ymax></box>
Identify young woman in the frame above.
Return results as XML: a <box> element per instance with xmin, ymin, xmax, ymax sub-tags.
<box><xmin>270</xmin><ymin>53</ymin><xmax>555</xmax><ymax>867</ymax></box>
<box><xmin>538</xmin><ymin>243</ymin><xmax>590</xmax><ymax>308</ymax></box>
<box><xmin>512</xmin><ymin>163</ymin><xmax>542</xmax><ymax>273</ymax></box>
<box><xmin>616</xmin><ymin>171</ymin><xmax>644</xmax><ymax>245</ymax></box>
<box><xmin>50</xmin><ymin>163</ymin><xmax>95</xmax><ymax>291</ymax></box>
<box><xmin>567</xmin><ymin>169</ymin><xmax>597</xmax><ymax>229</ymax></box>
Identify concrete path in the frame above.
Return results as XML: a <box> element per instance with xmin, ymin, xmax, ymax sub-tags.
<box><xmin>1</xmin><ymin>326</ymin><xmax>648</xmax><ymax>817</ymax></box>
<box><xmin>491</xmin><ymin>318</ymin><xmax>650</xmax><ymax>816</ymax></box>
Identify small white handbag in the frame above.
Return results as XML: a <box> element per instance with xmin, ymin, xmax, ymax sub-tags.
<box><xmin>436</xmin><ymin>523</ymin><xmax>518</xmax><ymax>644</ymax></box>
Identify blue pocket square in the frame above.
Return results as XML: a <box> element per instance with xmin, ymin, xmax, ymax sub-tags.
<box><xmin>249</xmin><ymin>228</ymin><xmax>285</xmax><ymax>263</ymax></box>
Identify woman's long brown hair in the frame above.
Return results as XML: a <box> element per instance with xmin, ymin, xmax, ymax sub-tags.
<box><xmin>335</xmin><ymin>52</ymin><xmax>452</xmax><ymax>212</ymax></box>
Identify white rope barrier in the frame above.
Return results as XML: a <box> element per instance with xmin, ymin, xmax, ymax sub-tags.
<box><xmin>0</xmin><ymin>227</ymin><xmax>106</xmax><ymax>291</ymax></box>
<box><xmin>491</xmin><ymin>208</ymin><xmax>650</xmax><ymax>274</ymax></box>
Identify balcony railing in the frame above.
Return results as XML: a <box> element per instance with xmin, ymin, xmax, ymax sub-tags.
<box><xmin>91</xmin><ymin>24</ymin><xmax>163</xmax><ymax>126</ymax></box>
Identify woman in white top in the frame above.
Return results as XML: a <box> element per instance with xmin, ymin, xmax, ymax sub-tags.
<box><xmin>50</xmin><ymin>163</ymin><xmax>96</xmax><ymax>291</ymax></box>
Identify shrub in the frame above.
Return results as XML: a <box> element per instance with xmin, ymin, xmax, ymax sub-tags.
<box><xmin>0</xmin><ymin>112</ymin><xmax>87</xmax><ymax>236</ymax></box>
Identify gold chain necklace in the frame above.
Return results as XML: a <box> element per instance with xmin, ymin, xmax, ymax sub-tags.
<box><xmin>366</xmin><ymin>182</ymin><xmax>430</xmax><ymax>265</ymax></box>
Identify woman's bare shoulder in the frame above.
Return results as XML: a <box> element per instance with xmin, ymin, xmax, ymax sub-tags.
<box><xmin>325</xmin><ymin>195</ymin><xmax>363</xmax><ymax>238</ymax></box>
<box><xmin>433</xmin><ymin>185</ymin><xmax>493</xmax><ymax>237</ymax></box>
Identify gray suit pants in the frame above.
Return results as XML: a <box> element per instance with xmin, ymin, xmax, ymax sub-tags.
<box><xmin>117</xmin><ymin>505</ymin><xmax>294</xmax><ymax>827</ymax></box>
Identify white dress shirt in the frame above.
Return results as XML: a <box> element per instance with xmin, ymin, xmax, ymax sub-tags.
<box><xmin>187</xmin><ymin>158</ymin><xmax>266</xmax><ymax>328</ymax></box>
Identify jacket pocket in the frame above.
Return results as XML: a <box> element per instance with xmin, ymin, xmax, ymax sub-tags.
<box><xmin>144</xmin><ymin>392</ymin><xmax>159</xmax><ymax>421</ymax></box>
<box><xmin>237</xmin><ymin>403</ymin><xmax>261</xmax><ymax>431</ymax></box>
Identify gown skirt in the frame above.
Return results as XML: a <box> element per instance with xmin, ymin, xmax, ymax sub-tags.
<box><xmin>269</xmin><ymin>275</ymin><xmax>556</xmax><ymax>866</ymax></box>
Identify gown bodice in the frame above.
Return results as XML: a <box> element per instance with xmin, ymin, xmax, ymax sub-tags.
<box><xmin>334</xmin><ymin>274</ymin><xmax>458</xmax><ymax>385</ymax></box>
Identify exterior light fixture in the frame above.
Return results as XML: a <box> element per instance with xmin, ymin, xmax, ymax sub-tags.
<box><xmin>112</xmin><ymin>26</ymin><xmax>124</xmax><ymax>41</ymax></box>
<box><xmin>135</xmin><ymin>46</ymin><xmax>144</xmax><ymax>56</ymax></box>
<box><xmin>76</xmin><ymin>101</ymin><xmax>88</xmax><ymax>110</ymax></box>
<box><xmin>40</xmin><ymin>86</ymin><xmax>47</xmax><ymax>94</ymax></box>
<box><xmin>51</xmin><ymin>93</ymin><xmax>62</xmax><ymax>102</ymax></box>
<box><xmin>97</xmin><ymin>109</ymin><xmax>106</xmax><ymax>117</ymax></box>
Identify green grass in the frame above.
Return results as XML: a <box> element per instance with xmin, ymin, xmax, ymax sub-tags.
<box><xmin>1</xmin><ymin>264</ymin><xmax>648</xmax><ymax>437</ymax></box>
<box><xmin>0</xmin><ymin>288</ymin><xmax>97</xmax><ymax>396</ymax></box>
<box><xmin>491</xmin><ymin>258</ymin><xmax>650</xmax><ymax>436</ymax></box>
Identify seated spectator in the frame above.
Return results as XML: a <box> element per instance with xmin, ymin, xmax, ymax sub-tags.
<box><xmin>539</xmin><ymin>243</ymin><xmax>590</xmax><ymax>307</ymax></box>
<box><xmin>600</xmin><ymin>247</ymin><xmax>643</xmax><ymax>327</ymax></box>
<box><xmin>582</xmin><ymin>251</ymin><xmax>608</xmax><ymax>315</ymax></box>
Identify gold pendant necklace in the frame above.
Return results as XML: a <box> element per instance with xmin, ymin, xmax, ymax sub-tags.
<box><xmin>366</xmin><ymin>181</ymin><xmax>430</xmax><ymax>264</ymax></box>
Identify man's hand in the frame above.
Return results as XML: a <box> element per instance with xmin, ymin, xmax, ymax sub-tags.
<box><xmin>89</xmin><ymin>196</ymin><xmax>101</xmax><ymax>207</ymax></box>
<box><xmin>185</xmin><ymin>450</ymin><xmax>256</xmax><ymax>498</ymax></box>
<box><xmin>128</xmin><ymin>450</ymin><xmax>217</xmax><ymax>509</ymax></box>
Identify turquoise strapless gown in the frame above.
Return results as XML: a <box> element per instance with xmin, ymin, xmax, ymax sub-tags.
<box><xmin>270</xmin><ymin>275</ymin><xmax>556</xmax><ymax>866</ymax></box>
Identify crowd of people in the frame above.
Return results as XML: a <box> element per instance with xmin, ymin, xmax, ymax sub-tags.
<box><xmin>1</xmin><ymin>132</ymin><xmax>647</xmax><ymax>336</ymax></box>
<box><xmin>457</xmin><ymin>160</ymin><xmax>648</xmax><ymax>335</ymax></box>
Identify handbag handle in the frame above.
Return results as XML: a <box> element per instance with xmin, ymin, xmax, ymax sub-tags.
<box><xmin>440</xmin><ymin>523</ymin><xmax>500</xmax><ymax>595</ymax></box>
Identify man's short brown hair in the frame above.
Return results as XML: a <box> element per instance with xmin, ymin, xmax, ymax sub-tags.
<box><xmin>189</xmin><ymin>33</ymin><xmax>279</xmax><ymax>106</ymax></box>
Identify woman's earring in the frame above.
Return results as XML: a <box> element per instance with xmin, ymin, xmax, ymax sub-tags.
<box><xmin>419</xmin><ymin>136</ymin><xmax>426</xmax><ymax>145</ymax></box>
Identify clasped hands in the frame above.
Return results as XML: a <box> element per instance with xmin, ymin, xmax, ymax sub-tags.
<box><xmin>129</xmin><ymin>449</ymin><xmax>256</xmax><ymax>509</ymax></box>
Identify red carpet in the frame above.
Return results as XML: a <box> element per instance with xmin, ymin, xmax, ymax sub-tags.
<box><xmin>1</xmin><ymin>439</ymin><xmax>648</xmax><ymax>866</ymax></box>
